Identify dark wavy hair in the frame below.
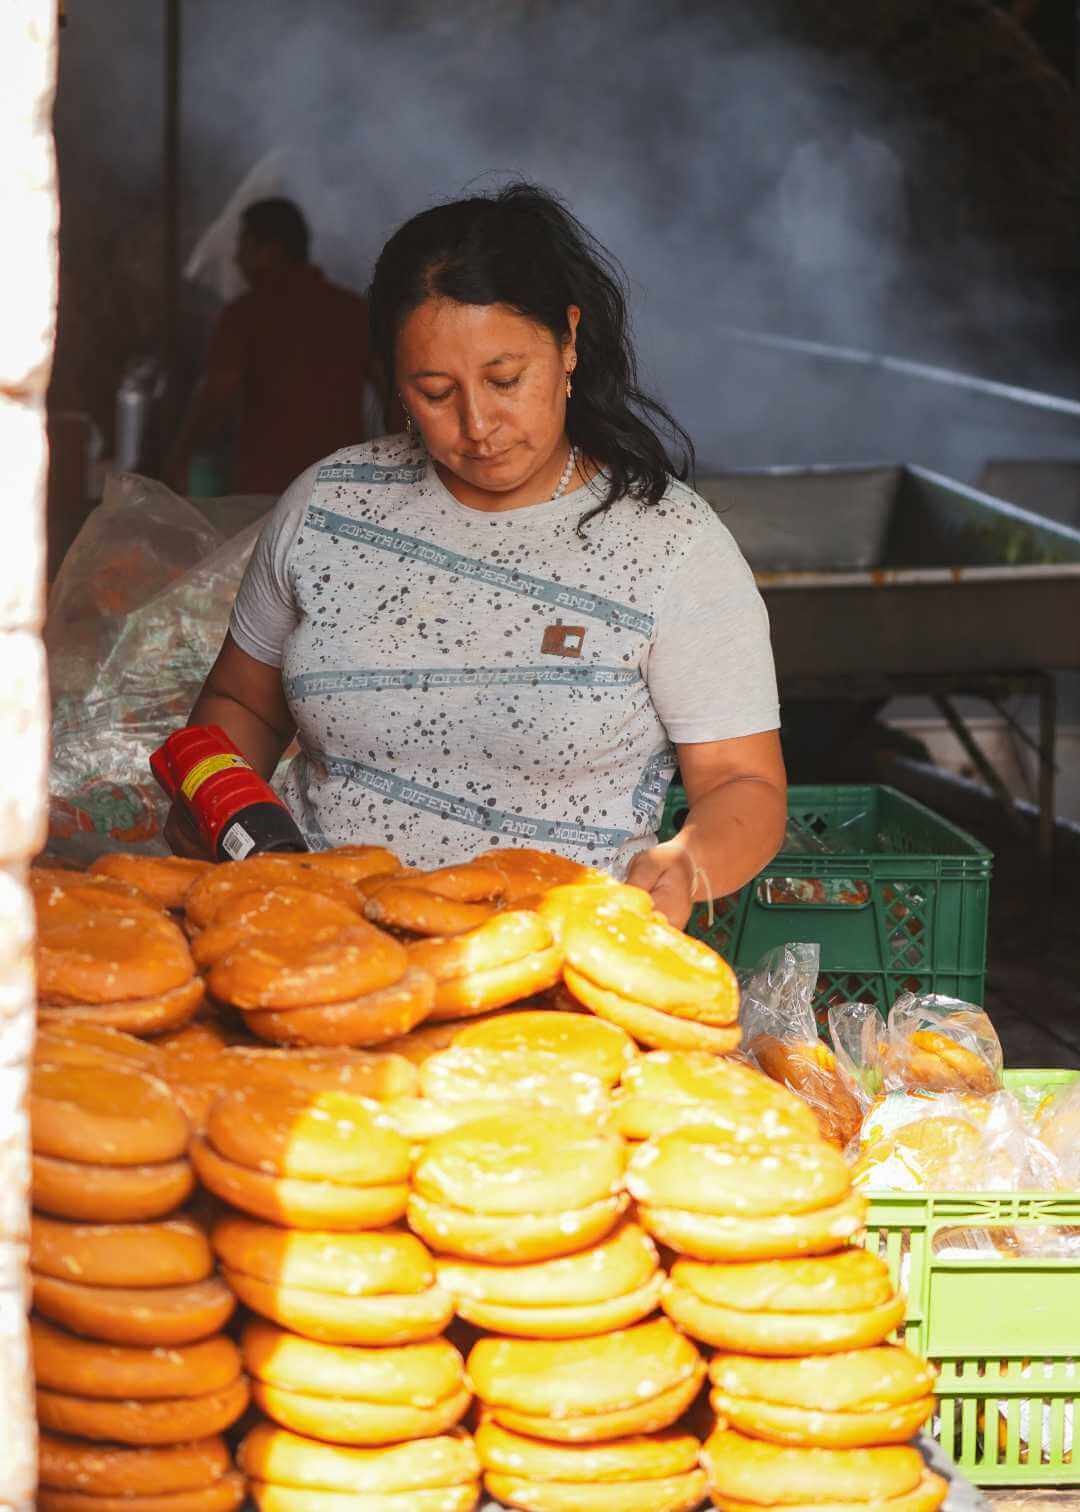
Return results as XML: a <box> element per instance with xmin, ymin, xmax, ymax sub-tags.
<box><xmin>368</xmin><ymin>183</ymin><xmax>694</xmax><ymax>525</ymax></box>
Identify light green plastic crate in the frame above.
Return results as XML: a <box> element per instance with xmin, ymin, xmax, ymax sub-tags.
<box><xmin>863</xmin><ymin>1069</ymin><xmax>1080</xmax><ymax>1486</ymax></box>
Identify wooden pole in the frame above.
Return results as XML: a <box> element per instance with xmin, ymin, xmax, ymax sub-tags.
<box><xmin>0</xmin><ymin>2</ymin><xmax>58</xmax><ymax>1505</ymax></box>
<box><xmin>162</xmin><ymin>0</ymin><xmax>182</xmax><ymax>446</ymax></box>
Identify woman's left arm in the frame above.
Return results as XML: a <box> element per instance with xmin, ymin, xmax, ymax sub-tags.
<box><xmin>626</xmin><ymin>730</ymin><xmax>787</xmax><ymax>929</ymax></box>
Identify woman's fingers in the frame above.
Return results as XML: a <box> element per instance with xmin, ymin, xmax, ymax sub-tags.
<box><xmin>626</xmin><ymin>842</ymin><xmax>694</xmax><ymax>929</ymax></box>
<box><xmin>163</xmin><ymin>802</ymin><xmax>212</xmax><ymax>860</ymax></box>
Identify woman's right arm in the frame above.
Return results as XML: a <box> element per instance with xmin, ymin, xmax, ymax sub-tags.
<box><xmin>164</xmin><ymin>464</ymin><xmax>313</xmax><ymax>856</ymax></box>
<box><xmin>163</xmin><ymin>632</ymin><xmax>297</xmax><ymax>857</ymax></box>
<box><xmin>189</xmin><ymin>632</ymin><xmax>296</xmax><ymax>778</ymax></box>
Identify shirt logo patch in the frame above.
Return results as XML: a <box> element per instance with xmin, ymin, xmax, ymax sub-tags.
<box><xmin>541</xmin><ymin>622</ymin><xmax>586</xmax><ymax>659</ymax></box>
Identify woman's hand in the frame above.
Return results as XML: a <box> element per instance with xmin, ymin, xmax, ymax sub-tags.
<box><xmin>626</xmin><ymin>838</ymin><xmax>701</xmax><ymax>929</ymax></box>
<box><xmin>161</xmin><ymin>632</ymin><xmax>297</xmax><ymax>861</ymax></box>
<box><xmin>627</xmin><ymin>732</ymin><xmax>788</xmax><ymax>931</ymax></box>
<box><xmin>163</xmin><ymin>801</ymin><xmax>212</xmax><ymax>860</ymax></box>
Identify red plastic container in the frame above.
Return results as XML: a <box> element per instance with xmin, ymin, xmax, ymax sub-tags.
<box><xmin>150</xmin><ymin>725</ymin><xmax>306</xmax><ymax>860</ymax></box>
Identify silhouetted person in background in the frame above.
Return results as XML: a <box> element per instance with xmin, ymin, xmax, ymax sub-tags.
<box><xmin>167</xmin><ymin>198</ymin><xmax>371</xmax><ymax>496</ymax></box>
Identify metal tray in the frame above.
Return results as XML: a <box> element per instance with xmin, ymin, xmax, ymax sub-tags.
<box><xmin>696</xmin><ymin>464</ymin><xmax>1080</xmax><ymax>679</ymax></box>
<box><xmin>978</xmin><ymin>457</ymin><xmax>1080</xmax><ymax>533</ymax></box>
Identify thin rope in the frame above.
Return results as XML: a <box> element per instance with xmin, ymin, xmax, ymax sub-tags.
<box><xmin>690</xmin><ymin>862</ymin><xmax>715</xmax><ymax>929</ymax></box>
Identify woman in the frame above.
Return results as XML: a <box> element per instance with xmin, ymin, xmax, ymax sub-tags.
<box><xmin>168</xmin><ymin>184</ymin><xmax>786</xmax><ymax>928</ymax></box>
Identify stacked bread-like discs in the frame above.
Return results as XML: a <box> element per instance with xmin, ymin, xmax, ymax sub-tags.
<box><xmin>28</xmin><ymin>1050</ymin><xmax>246</xmax><ymax>1509</ymax></box>
<box><xmin>428</xmin><ymin>1007</ymin><xmax>634</xmax><ymax>1119</ymax></box>
<box><xmin>198</xmin><ymin>1077</ymin><xmax>472</xmax><ymax>1502</ymax></box>
<box><xmin>238</xmin><ymin>1421</ymin><xmax>482</xmax><ymax>1511</ymax></box>
<box><xmin>407</xmin><ymin>910</ymin><xmax>564</xmax><ymax>1020</ymax></box>
<box><xmin>241</xmin><ymin>1319</ymin><xmax>471</xmax><ymax>1444</ymax></box>
<box><xmin>409</xmin><ymin>1110</ymin><xmax>628</xmax><ymax>1262</ymax></box>
<box><xmin>629</xmin><ymin>1124</ymin><xmax>867</xmax><ymax>1261</ymax></box>
<box><xmin>201</xmin><ymin>897</ymin><xmax>432</xmax><ymax>1048</ymax></box>
<box><xmin>416</xmin><ymin>1106</ymin><xmax>704</xmax><ymax>1511</ymax></box>
<box><xmin>33</xmin><ymin>869</ymin><xmax>204</xmax><ymax>1034</ymax></box>
<box><xmin>468</xmin><ymin>1321</ymin><xmax>707</xmax><ymax>1511</ymax></box>
<box><xmin>32</xmin><ymin>1314</ymin><xmax>246</xmax><ymax>1446</ymax></box>
<box><xmin>364</xmin><ymin>861</ymin><xmax>507</xmax><ymax>936</ymax></box>
<box><xmin>362</xmin><ymin>850</ymin><xmax>601</xmax><ymax>1024</ymax></box>
<box><xmin>483</xmin><ymin>846</ymin><xmax>603</xmax><ymax>906</ymax></box>
<box><xmin>437</xmin><ymin>1220</ymin><xmax>664</xmax><ymax>1338</ymax></box>
<box><xmin>664</xmin><ymin>1248</ymin><xmax>907</xmax><ymax>1357</ymax></box>
<box><xmin>476</xmin><ymin>1418</ymin><xmax>708</xmax><ymax>1512</ymax></box>
<box><xmin>37</xmin><ymin>1433</ymin><xmax>247</xmax><ymax>1512</ymax></box>
<box><xmin>181</xmin><ymin>850</ymin><xmax>435</xmax><ymax>1048</ymax></box>
<box><xmin>27</xmin><ymin>843</ymin><xmax>951</xmax><ymax>1512</ymax></box>
<box><xmin>213</xmin><ymin>1216</ymin><xmax>453</xmax><ymax>1346</ymax></box>
<box><xmin>611</xmin><ymin>1048</ymin><xmax>820</xmax><ymax>1143</ymax></box>
<box><xmin>379</xmin><ymin>1007</ymin><xmax>634</xmax><ymax>1142</ymax></box>
<box><xmin>364</xmin><ymin>849</ymin><xmax>597</xmax><ymax>939</ymax></box>
<box><xmin>469</xmin><ymin>1317</ymin><xmax>705</xmax><ymax>1442</ymax></box>
<box><xmin>160</xmin><ymin>1038</ymin><xmax>419</xmax><ymax>1133</ymax></box>
<box><xmin>702</xmin><ymin>1430</ymin><xmax>948</xmax><ymax>1512</ymax></box>
<box><xmin>619</xmin><ymin>1060</ymin><xmax>944</xmax><ymax>1512</ymax></box>
<box><xmin>452</xmin><ymin>1006</ymin><xmax>637</xmax><ymax>1081</ymax></box>
<box><xmin>29</xmin><ymin>1058</ymin><xmax>197</xmax><ymax>1225</ymax></box>
<box><xmin>88</xmin><ymin>852</ymin><xmax>214</xmax><ymax>914</ymax></box>
<box><xmin>193</xmin><ymin>1083</ymin><xmax>413</xmax><ymax>1229</ymax></box>
<box><xmin>548</xmin><ymin>883</ymin><xmax>741</xmax><ymax>1053</ymax></box>
<box><xmin>708</xmin><ymin>1346</ymin><xmax>936</xmax><ymax>1448</ymax></box>
<box><xmin>400</xmin><ymin>1022</ymin><xmax>654</xmax><ymax>1336</ymax></box>
<box><xmin>182</xmin><ymin>850</ymin><xmax>401</xmax><ymax>938</ymax></box>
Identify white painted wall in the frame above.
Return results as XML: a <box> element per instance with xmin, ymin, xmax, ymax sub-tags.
<box><xmin>0</xmin><ymin>5</ymin><xmax>57</xmax><ymax>1506</ymax></box>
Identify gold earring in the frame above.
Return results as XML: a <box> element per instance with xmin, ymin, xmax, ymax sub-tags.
<box><xmin>565</xmin><ymin>374</ymin><xmax>573</xmax><ymax>400</ymax></box>
<box><xmin>404</xmin><ymin>411</ymin><xmax>413</xmax><ymax>433</ymax></box>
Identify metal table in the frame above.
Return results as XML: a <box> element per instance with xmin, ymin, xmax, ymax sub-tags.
<box><xmin>783</xmin><ymin>669</ymin><xmax>1057</xmax><ymax>870</ymax></box>
<box><xmin>697</xmin><ymin>464</ymin><xmax>1080</xmax><ymax>875</ymax></box>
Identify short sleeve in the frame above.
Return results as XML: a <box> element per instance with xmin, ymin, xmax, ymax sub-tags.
<box><xmin>647</xmin><ymin>513</ymin><xmax>780</xmax><ymax>744</ymax></box>
<box><xmin>227</xmin><ymin>464</ymin><xmax>316</xmax><ymax>667</ymax></box>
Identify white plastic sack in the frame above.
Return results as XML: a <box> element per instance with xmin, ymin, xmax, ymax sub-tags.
<box><xmin>45</xmin><ymin>474</ymin><xmax>269</xmax><ymax>859</ymax></box>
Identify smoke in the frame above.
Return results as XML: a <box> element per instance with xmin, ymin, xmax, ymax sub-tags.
<box><xmin>57</xmin><ymin>0</ymin><xmax>1080</xmax><ymax>479</ymax></box>
<box><xmin>183</xmin><ymin>0</ymin><xmax>1080</xmax><ymax>479</ymax></box>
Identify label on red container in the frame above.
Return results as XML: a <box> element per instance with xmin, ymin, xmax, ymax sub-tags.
<box><xmin>179</xmin><ymin>751</ymin><xmax>250</xmax><ymax>802</ymax></box>
<box><xmin>220</xmin><ymin>821</ymin><xmax>257</xmax><ymax>860</ymax></box>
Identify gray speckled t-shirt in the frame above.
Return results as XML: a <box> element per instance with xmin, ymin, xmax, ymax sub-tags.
<box><xmin>228</xmin><ymin>434</ymin><xmax>779</xmax><ymax>871</ymax></box>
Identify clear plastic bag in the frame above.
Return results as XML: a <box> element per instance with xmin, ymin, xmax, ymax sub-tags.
<box><xmin>756</xmin><ymin>875</ymin><xmax>871</xmax><ymax>907</ymax></box>
<box><xmin>1035</xmin><ymin>1078</ymin><xmax>1080</xmax><ymax>1187</ymax></box>
<box><xmin>740</xmin><ymin>943</ymin><xmax>863</xmax><ymax>1147</ymax></box>
<box><xmin>882</xmin><ymin>992</ymin><xmax>1004</xmax><ymax>1095</ymax></box>
<box><xmin>45</xmin><ymin>474</ymin><xmax>268</xmax><ymax>860</ymax></box>
<box><xmin>852</xmin><ymin>1088</ymin><xmax>1065</xmax><ymax>1193</ymax></box>
<box><xmin>739</xmin><ymin>941</ymin><xmax>820</xmax><ymax>1044</ymax></box>
<box><xmin>45</xmin><ymin>473</ymin><xmax>223</xmax><ymax>687</ymax></box>
<box><xmin>852</xmin><ymin>1092</ymin><xmax>986</xmax><ymax>1190</ymax></box>
<box><xmin>933</xmin><ymin>1224</ymin><xmax>1080</xmax><ymax>1260</ymax></box>
<box><xmin>827</xmin><ymin>999</ymin><xmax>884</xmax><ymax>1111</ymax></box>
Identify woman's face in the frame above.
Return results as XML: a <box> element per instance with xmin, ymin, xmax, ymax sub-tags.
<box><xmin>396</xmin><ymin>298</ymin><xmax>579</xmax><ymax>503</ymax></box>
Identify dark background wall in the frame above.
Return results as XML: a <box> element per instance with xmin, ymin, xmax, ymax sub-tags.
<box><xmin>50</xmin><ymin>0</ymin><xmax>1080</xmax><ymax>480</ymax></box>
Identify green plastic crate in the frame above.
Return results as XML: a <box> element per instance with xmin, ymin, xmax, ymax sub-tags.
<box><xmin>659</xmin><ymin>783</ymin><xmax>991</xmax><ymax>1020</ymax></box>
<box><xmin>863</xmin><ymin>1070</ymin><xmax>1080</xmax><ymax>1486</ymax></box>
